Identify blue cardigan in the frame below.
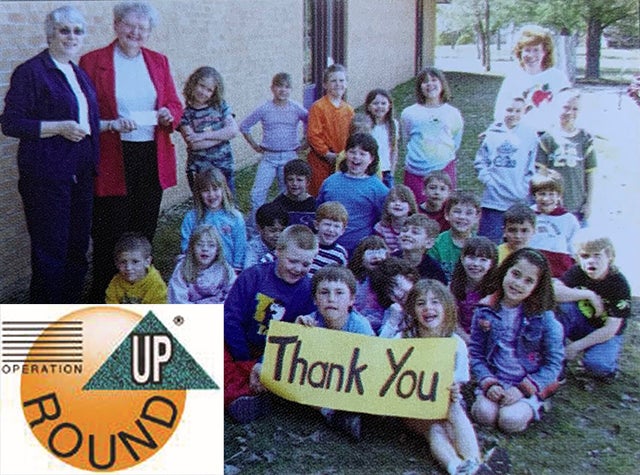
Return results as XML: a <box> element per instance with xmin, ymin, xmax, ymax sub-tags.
<box><xmin>1</xmin><ymin>49</ymin><xmax>100</xmax><ymax>180</ymax></box>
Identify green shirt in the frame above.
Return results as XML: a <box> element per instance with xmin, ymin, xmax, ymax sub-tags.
<box><xmin>429</xmin><ymin>230</ymin><xmax>474</xmax><ymax>281</ymax></box>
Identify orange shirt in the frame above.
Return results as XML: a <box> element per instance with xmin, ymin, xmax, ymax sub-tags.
<box><xmin>306</xmin><ymin>95</ymin><xmax>354</xmax><ymax>196</ymax></box>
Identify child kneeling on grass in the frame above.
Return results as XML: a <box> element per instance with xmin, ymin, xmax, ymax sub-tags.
<box><xmin>310</xmin><ymin>201</ymin><xmax>349</xmax><ymax>274</ymax></box>
<box><xmin>553</xmin><ymin>231</ymin><xmax>631</xmax><ymax>383</ymax></box>
<box><xmin>168</xmin><ymin>224</ymin><xmax>236</xmax><ymax>304</ymax></box>
<box><xmin>244</xmin><ymin>202</ymin><xmax>288</xmax><ymax>270</ymax></box>
<box><xmin>295</xmin><ymin>266</ymin><xmax>374</xmax><ymax>441</ymax></box>
<box><xmin>528</xmin><ymin>171</ymin><xmax>579</xmax><ymax>277</ymax></box>
<box><xmin>224</xmin><ymin>225</ymin><xmax>318</xmax><ymax>423</ymax></box>
<box><xmin>497</xmin><ymin>203</ymin><xmax>536</xmax><ymax>264</ymax></box>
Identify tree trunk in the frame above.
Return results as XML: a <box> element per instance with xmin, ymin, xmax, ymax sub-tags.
<box><xmin>476</xmin><ymin>22</ymin><xmax>487</xmax><ymax>67</ymax></box>
<box><xmin>451</xmin><ymin>31</ymin><xmax>459</xmax><ymax>50</ymax></box>
<box><xmin>585</xmin><ymin>16</ymin><xmax>603</xmax><ymax>80</ymax></box>
<box><xmin>556</xmin><ymin>30</ymin><xmax>577</xmax><ymax>84</ymax></box>
<box><xmin>484</xmin><ymin>0</ymin><xmax>490</xmax><ymax>71</ymax></box>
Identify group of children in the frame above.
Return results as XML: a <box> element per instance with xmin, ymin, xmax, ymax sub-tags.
<box><xmin>224</xmin><ymin>223</ymin><xmax>628</xmax><ymax>475</ymax></box>
<box><xmin>93</xmin><ymin>30</ymin><xmax>633</xmax><ymax>475</ymax></box>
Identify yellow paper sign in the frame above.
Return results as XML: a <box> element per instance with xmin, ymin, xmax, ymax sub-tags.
<box><xmin>261</xmin><ymin>321</ymin><xmax>456</xmax><ymax>420</ymax></box>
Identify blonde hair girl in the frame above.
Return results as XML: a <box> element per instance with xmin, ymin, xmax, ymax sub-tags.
<box><xmin>169</xmin><ymin>224</ymin><xmax>236</xmax><ymax>304</ymax></box>
<box><xmin>180</xmin><ymin>168</ymin><xmax>246</xmax><ymax>271</ymax></box>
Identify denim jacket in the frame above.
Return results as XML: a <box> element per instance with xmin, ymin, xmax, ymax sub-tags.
<box><xmin>469</xmin><ymin>302</ymin><xmax>564</xmax><ymax>399</ymax></box>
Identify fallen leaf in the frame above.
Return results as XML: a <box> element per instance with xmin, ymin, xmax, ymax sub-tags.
<box><xmin>244</xmin><ymin>452</ymin><xmax>262</xmax><ymax>463</ymax></box>
<box><xmin>224</xmin><ymin>464</ymin><xmax>241</xmax><ymax>475</ymax></box>
<box><xmin>307</xmin><ymin>452</ymin><xmax>327</xmax><ymax>460</ymax></box>
<box><xmin>262</xmin><ymin>449</ymin><xmax>277</xmax><ymax>463</ymax></box>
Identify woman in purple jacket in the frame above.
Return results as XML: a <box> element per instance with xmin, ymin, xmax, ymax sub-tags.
<box><xmin>0</xmin><ymin>6</ymin><xmax>100</xmax><ymax>303</ymax></box>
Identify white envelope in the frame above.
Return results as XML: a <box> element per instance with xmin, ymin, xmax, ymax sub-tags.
<box><xmin>129</xmin><ymin>110</ymin><xmax>158</xmax><ymax>126</ymax></box>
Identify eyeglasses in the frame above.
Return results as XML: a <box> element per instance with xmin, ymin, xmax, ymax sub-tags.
<box><xmin>57</xmin><ymin>26</ymin><xmax>85</xmax><ymax>36</ymax></box>
<box><xmin>119</xmin><ymin>20</ymin><xmax>151</xmax><ymax>34</ymax></box>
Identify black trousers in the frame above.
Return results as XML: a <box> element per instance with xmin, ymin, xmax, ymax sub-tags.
<box><xmin>19</xmin><ymin>142</ymin><xmax>94</xmax><ymax>303</ymax></box>
<box><xmin>89</xmin><ymin>141</ymin><xmax>163</xmax><ymax>302</ymax></box>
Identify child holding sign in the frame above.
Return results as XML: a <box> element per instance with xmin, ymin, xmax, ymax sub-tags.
<box><xmin>224</xmin><ymin>225</ymin><xmax>318</xmax><ymax>423</ymax></box>
<box><xmin>296</xmin><ymin>266</ymin><xmax>374</xmax><ymax>440</ymax></box>
<box><xmin>400</xmin><ymin>279</ymin><xmax>503</xmax><ymax>475</ymax></box>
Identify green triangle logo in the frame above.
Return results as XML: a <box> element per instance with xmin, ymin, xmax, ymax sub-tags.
<box><xmin>83</xmin><ymin>311</ymin><xmax>218</xmax><ymax>390</ymax></box>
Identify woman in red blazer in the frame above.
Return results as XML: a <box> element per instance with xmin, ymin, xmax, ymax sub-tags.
<box><xmin>80</xmin><ymin>1</ymin><xmax>182</xmax><ymax>302</ymax></box>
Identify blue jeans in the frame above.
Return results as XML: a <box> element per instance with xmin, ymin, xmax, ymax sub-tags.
<box><xmin>556</xmin><ymin>302</ymin><xmax>623</xmax><ymax>377</ymax></box>
<box><xmin>247</xmin><ymin>150</ymin><xmax>298</xmax><ymax>228</ymax></box>
<box><xmin>381</xmin><ymin>170</ymin><xmax>394</xmax><ymax>188</ymax></box>
<box><xmin>250</xmin><ymin>151</ymin><xmax>297</xmax><ymax>219</ymax></box>
<box><xmin>478</xmin><ymin>207</ymin><xmax>504</xmax><ymax>245</ymax></box>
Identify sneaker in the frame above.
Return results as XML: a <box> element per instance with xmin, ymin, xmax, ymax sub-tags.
<box><xmin>484</xmin><ymin>447</ymin><xmax>511</xmax><ymax>475</ymax></box>
<box><xmin>227</xmin><ymin>394</ymin><xmax>270</xmax><ymax>424</ymax></box>
<box><xmin>557</xmin><ymin>362</ymin><xmax>567</xmax><ymax>385</ymax></box>
<box><xmin>456</xmin><ymin>459</ymin><xmax>491</xmax><ymax>475</ymax></box>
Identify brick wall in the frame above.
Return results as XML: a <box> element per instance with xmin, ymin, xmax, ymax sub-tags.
<box><xmin>0</xmin><ymin>0</ymin><xmax>434</xmax><ymax>301</ymax></box>
<box><xmin>346</xmin><ymin>0</ymin><xmax>417</xmax><ymax>105</ymax></box>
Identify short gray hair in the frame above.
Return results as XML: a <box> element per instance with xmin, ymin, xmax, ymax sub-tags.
<box><xmin>113</xmin><ymin>2</ymin><xmax>159</xmax><ymax>30</ymax></box>
<box><xmin>45</xmin><ymin>6</ymin><xmax>87</xmax><ymax>42</ymax></box>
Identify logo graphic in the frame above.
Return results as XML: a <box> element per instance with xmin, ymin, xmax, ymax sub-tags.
<box><xmin>3</xmin><ymin>306</ymin><xmax>219</xmax><ymax>473</ymax></box>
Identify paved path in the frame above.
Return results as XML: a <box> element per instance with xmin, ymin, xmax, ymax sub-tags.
<box><xmin>436</xmin><ymin>50</ymin><xmax>640</xmax><ymax>295</ymax></box>
<box><xmin>580</xmin><ymin>87</ymin><xmax>640</xmax><ymax>296</ymax></box>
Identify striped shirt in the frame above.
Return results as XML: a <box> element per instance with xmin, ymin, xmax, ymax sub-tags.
<box><xmin>309</xmin><ymin>242</ymin><xmax>348</xmax><ymax>275</ymax></box>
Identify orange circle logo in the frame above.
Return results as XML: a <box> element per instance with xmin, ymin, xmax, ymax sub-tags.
<box><xmin>20</xmin><ymin>308</ymin><xmax>186</xmax><ymax>472</ymax></box>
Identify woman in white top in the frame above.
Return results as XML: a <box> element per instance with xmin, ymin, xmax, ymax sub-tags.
<box><xmin>80</xmin><ymin>1</ymin><xmax>183</xmax><ymax>302</ymax></box>
<box><xmin>0</xmin><ymin>6</ymin><xmax>100</xmax><ymax>303</ymax></box>
<box><xmin>494</xmin><ymin>24</ymin><xmax>571</xmax><ymax>132</ymax></box>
